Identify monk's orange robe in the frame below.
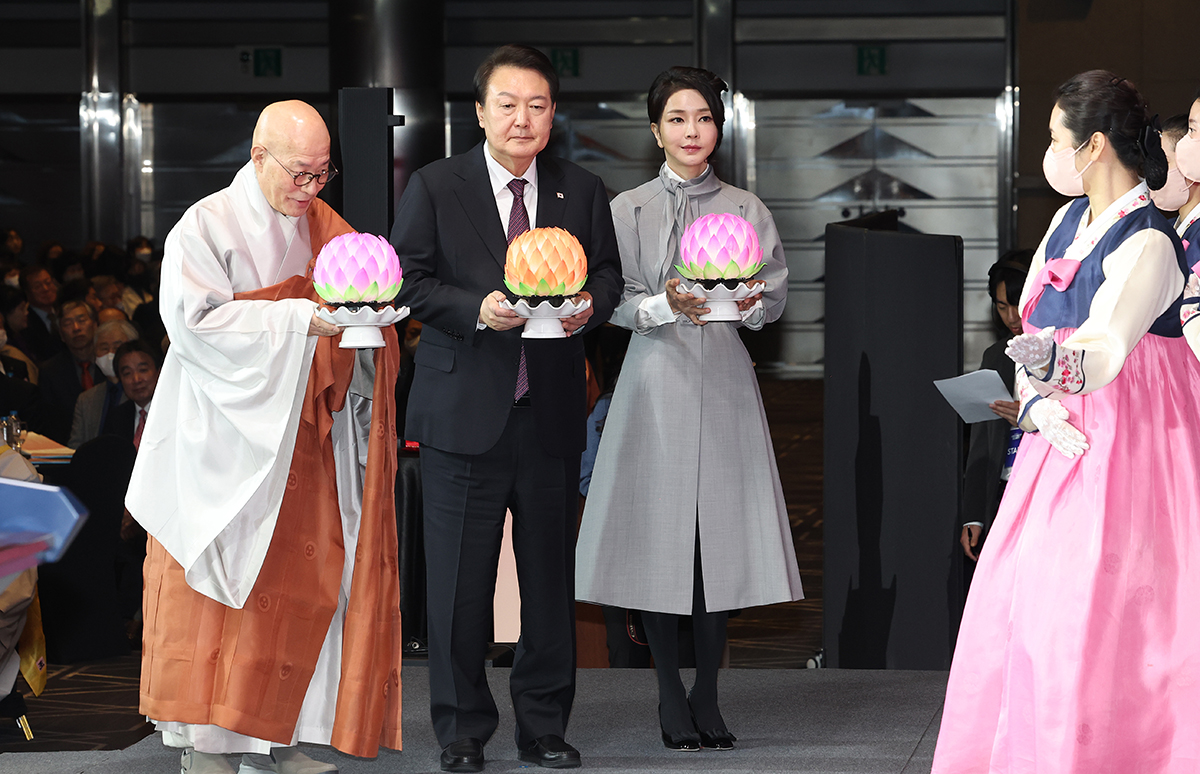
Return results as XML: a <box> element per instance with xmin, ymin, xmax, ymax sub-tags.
<box><xmin>140</xmin><ymin>200</ymin><xmax>403</xmax><ymax>756</ymax></box>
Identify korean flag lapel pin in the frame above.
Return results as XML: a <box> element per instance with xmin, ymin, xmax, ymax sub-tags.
<box><xmin>557</xmin><ymin>192</ymin><xmax>564</xmax><ymax>199</ymax></box>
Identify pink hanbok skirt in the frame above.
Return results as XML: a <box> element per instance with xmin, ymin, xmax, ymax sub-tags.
<box><xmin>932</xmin><ymin>331</ymin><xmax>1200</xmax><ymax>774</ymax></box>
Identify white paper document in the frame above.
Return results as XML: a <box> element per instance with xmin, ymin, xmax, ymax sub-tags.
<box><xmin>933</xmin><ymin>369</ymin><xmax>1014</xmax><ymax>424</ymax></box>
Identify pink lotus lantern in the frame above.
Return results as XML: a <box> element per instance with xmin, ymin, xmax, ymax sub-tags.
<box><xmin>314</xmin><ymin>232</ymin><xmax>403</xmax><ymax>304</ymax></box>
<box><xmin>313</xmin><ymin>232</ymin><xmax>409</xmax><ymax>348</ymax></box>
<box><xmin>675</xmin><ymin>213</ymin><xmax>766</xmax><ymax>322</ymax></box>
<box><xmin>501</xmin><ymin>227</ymin><xmax>592</xmax><ymax>339</ymax></box>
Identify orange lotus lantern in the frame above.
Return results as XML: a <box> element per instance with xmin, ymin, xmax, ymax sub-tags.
<box><xmin>500</xmin><ymin>227</ymin><xmax>592</xmax><ymax>339</ymax></box>
<box><xmin>504</xmin><ymin>227</ymin><xmax>588</xmax><ymax>298</ymax></box>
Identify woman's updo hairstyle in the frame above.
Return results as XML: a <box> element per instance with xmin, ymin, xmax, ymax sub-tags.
<box><xmin>1054</xmin><ymin>69</ymin><xmax>1169</xmax><ymax>190</ymax></box>
<box><xmin>647</xmin><ymin>66</ymin><xmax>728</xmax><ymax>152</ymax></box>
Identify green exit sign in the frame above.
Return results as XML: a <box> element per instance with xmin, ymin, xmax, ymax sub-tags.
<box><xmin>857</xmin><ymin>45</ymin><xmax>887</xmax><ymax>76</ymax></box>
<box><xmin>254</xmin><ymin>48</ymin><xmax>282</xmax><ymax>77</ymax></box>
<box><xmin>550</xmin><ymin>48</ymin><xmax>580</xmax><ymax>78</ymax></box>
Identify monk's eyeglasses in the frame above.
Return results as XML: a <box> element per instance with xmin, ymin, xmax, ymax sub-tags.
<box><xmin>265</xmin><ymin>149</ymin><xmax>339</xmax><ymax>187</ymax></box>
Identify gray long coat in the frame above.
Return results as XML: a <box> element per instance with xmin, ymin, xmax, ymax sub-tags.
<box><xmin>575</xmin><ymin>166</ymin><xmax>804</xmax><ymax>615</ymax></box>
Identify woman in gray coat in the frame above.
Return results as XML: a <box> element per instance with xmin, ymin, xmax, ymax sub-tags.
<box><xmin>575</xmin><ymin>67</ymin><xmax>803</xmax><ymax>751</ymax></box>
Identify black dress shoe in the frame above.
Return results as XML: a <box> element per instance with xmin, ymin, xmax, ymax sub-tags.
<box><xmin>698</xmin><ymin>729</ymin><xmax>737</xmax><ymax>750</ymax></box>
<box><xmin>661</xmin><ymin>728</ymin><xmax>701</xmax><ymax>751</ymax></box>
<box><xmin>658</xmin><ymin>701</ymin><xmax>701</xmax><ymax>751</ymax></box>
<box><xmin>440</xmin><ymin>738</ymin><xmax>485</xmax><ymax>772</ymax></box>
<box><xmin>517</xmin><ymin>735</ymin><xmax>581</xmax><ymax>769</ymax></box>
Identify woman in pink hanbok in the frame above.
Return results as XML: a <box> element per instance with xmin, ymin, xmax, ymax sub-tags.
<box><xmin>932</xmin><ymin>70</ymin><xmax>1200</xmax><ymax>773</ymax></box>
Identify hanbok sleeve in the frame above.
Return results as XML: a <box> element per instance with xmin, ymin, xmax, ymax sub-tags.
<box><xmin>1025</xmin><ymin>228</ymin><xmax>1181</xmax><ymax>399</ymax></box>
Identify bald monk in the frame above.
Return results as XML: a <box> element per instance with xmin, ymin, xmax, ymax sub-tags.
<box><xmin>125</xmin><ymin>101</ymin><xmax>404</xmax><ymax>774</ymax></box>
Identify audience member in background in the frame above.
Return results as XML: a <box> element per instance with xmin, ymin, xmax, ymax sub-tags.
<box><xmin>54</xmin><ymin>252</ymin><xmax>86</xmax><ymax>285</ymax></box>
<box><xmin>0</xmin><ymin>369</ymin><xmax>61</xmax><ymax>441</ymax></box>
<box><xmin>98</xmin><ymin>307</ymin><xmax>129</xmax><ymax>324</ymax></box>
<box><xmin>1</xmin><ymin>262</ymin><xmax>18</xmax><ymax>289</ymax></box>
<box><xmin>103</xmin><ymin>339</ymin><xmax>159</xmax><ymax>445</ymax></box>
<box><xmin>1</xmin><ymin>288</ymin><xmax>35</xmax><ymax>366</ymax></box>
<box><xmin>0</xmin><ymin>307</ymin><xmax>37</xmax><ymax>384</ymax></box>
<box><xmin>38</xmin><ymin>299</ymin><xmax>101</xmax><ymax>443</ymax></box>
<box><xmin>80</xmin><ymin>241</ymin><xmax>126</xmax><ymax>279</ymax></box>
<box><xmin>106</xmin><ymin>339</ymin><xmax>160</xmax><ymax>637</ymax></box>
<box><xmin>2</xmin><ymin>228</ymin><xmax>24</xmax><ymax>264</ymax></box>
<box><xmin>94</xmin><ymin>274</ymin><xmax>145</xmax><ymax>320</ymax></box>
<box><xmin>60</xmin><ymin>278</ymin><xmax>102</xmax><ymax>317</ymax></box>
<box><xmin>69</xmin><ymin>319</ymin><xmax>137</xmax><ymax>448</ymax></box>
<box><xmin>38</xmin><ymin>241</ymin><xmax>64</xmax><ymax>266</ymax></box>
<box><xmin>19</xmin><ymin>265</ymin><xmax>63</xmax><ymax>362</ymax></box>
<box><xmin>127</xmin><ymin>235</ymin><xmax>160</xmax><ymax>297</ymax></box>
<box><xmin>960</xmin><ymin>250</ymin><xmax>1032</xmax><ymax>571</ymax></box>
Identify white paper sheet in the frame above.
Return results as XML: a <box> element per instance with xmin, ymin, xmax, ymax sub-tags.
<box><xmin>934</xmin><ymin>369</ymin><xmax>1015</xmax><ymax>424</ymax></box>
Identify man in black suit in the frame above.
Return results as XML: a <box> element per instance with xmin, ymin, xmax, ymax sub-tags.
<box><xmin>18</xmin><ymin>265</ymin><xmax>63</xmax><ymax>362</ymax></box>
<box><xmin>390</xmin><ymin>44</ymin><xmax>622</xmax><ymax>773</ymax></box>
<box><xmin>39</xmin><ymin>299</ymin><xmax>103</xmax><ymax>444</ymax></box>
<box><xmin>961</xmin><ymin>251</ymin><xmax>1032</xmax><ymax>574</ymax></box>
<box><xmin>101</xmin><ymin>339</ymin><xmax>159</xmax><ymax>446</ymax></box>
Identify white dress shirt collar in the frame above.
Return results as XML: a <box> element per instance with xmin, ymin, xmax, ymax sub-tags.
<box><xmin>483</xmin><ymin>142</ymin><xmax>539</xmax><ymax>231</ymax></box>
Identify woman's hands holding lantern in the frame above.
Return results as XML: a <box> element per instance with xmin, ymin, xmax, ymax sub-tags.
<box><xmin>666</xmin><ymin>278</ymin><xmax>710</xmax><ymax>325</ymax></box>
<box><xmin>736</xmin><ymin>279</ymin><xmax>765</xmax><ymax>312</ymax></box>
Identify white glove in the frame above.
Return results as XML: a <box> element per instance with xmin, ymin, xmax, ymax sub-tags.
<box><xmin>1027</xmin><ymin>398</ymin><xmax>1088</xmax><ymax>459</ymax></box>
<box><xmin>1006</xmin><ymin>326</ymin><xmax>1056</xmax><ymax>371</ymax></box>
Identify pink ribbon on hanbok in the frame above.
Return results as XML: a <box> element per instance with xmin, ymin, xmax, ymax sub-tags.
<box><xmin>1022</xmin><ymin>258</ymin><xmax>1081</xmax><ymax>334</ymax></box>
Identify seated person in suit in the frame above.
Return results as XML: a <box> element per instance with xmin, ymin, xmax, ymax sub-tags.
<box><xmin>0</xmin><ymin>311</ymin><xmax>36</xmax><ymax>383</ymax></box>
<box><xmin>103</xmin><ymin>339</ymin><xmax>161</xmax><ymax>640</ymax></box>
<box><xmin>102</xmin><ymin>339</ymin><xmax>159</xmax><ymax>446</ymax></box>
<box><xmin>38</xmin><ymin>299</ymin><xmax>103</xmax><ymax>444</ymax></box>
<box><xmin>0</xmin><ymin>287</ymin><xmax>37</xmax><ymax>372</ymax></box>
<box><xmin>69</xmin><ymin>320</ymin><xmax>138</xmax><ymax>448</ymax></box>
<box><xmin>18</xmin><ymin>265</ymin><xmax>62</xmax><ymax>363</ymax></box>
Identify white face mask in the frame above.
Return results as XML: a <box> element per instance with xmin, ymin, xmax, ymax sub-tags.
<box><xmin>0</xmin><ymin>330</ymin><xmax>7</xmax><ymax>350</ymax></box>
<box><xmin>3</xmin><ymin>276</ymin><xmax>18</xmax><ymax>289</ymax></box>
<box><xmin>95</xmin><ymin>352</ymin><xmax>116</xmax><ymax>379</ymax></box>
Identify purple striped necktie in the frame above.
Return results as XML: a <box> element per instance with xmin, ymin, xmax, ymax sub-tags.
<box><xmin>507</xmin><ymin>178</ymin><xmax>530</xmax><ymax>401</ymax></box>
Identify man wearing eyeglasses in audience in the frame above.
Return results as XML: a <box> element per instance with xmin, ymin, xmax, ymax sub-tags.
<box><xmin>125</xmin><ymin>100</ymin><xmax>403</xmax><ymax>774</ymax></box>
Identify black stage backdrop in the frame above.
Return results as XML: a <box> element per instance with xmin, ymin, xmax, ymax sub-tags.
<box><xmin>823</xmin><ymin>217</ymin><xmax>965</xmax><ymax>670</ymax></box>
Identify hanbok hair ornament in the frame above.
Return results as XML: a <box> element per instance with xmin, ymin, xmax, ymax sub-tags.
<box><xmin>676</xmin><ymin>213</ymin><xmax>766</xmax><ymax>322</ymax></box>
<box><xmin>313</xmin><ymin>232</ymin><xmax>409</xmax><ymax>349</ymax></box>
<box><xmin>501</xmin><ymin>227</ymin><xmax>592</xmax><ymax>338</ymax></box>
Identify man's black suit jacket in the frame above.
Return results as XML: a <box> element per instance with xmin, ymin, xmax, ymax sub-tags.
<box><xmin>391</xmin><ymin>143</ymin><xmax>622</xmax><ymax>458</ymax></box>
<box><xmin>24</xmin><ymin>308</ymin><xmax>63</xmax><ymax>363</ymax></box>
<box><xmin>101</xmin><ymin>398</ymin><xmax>138</xmax><ymax>443</ymax></box>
